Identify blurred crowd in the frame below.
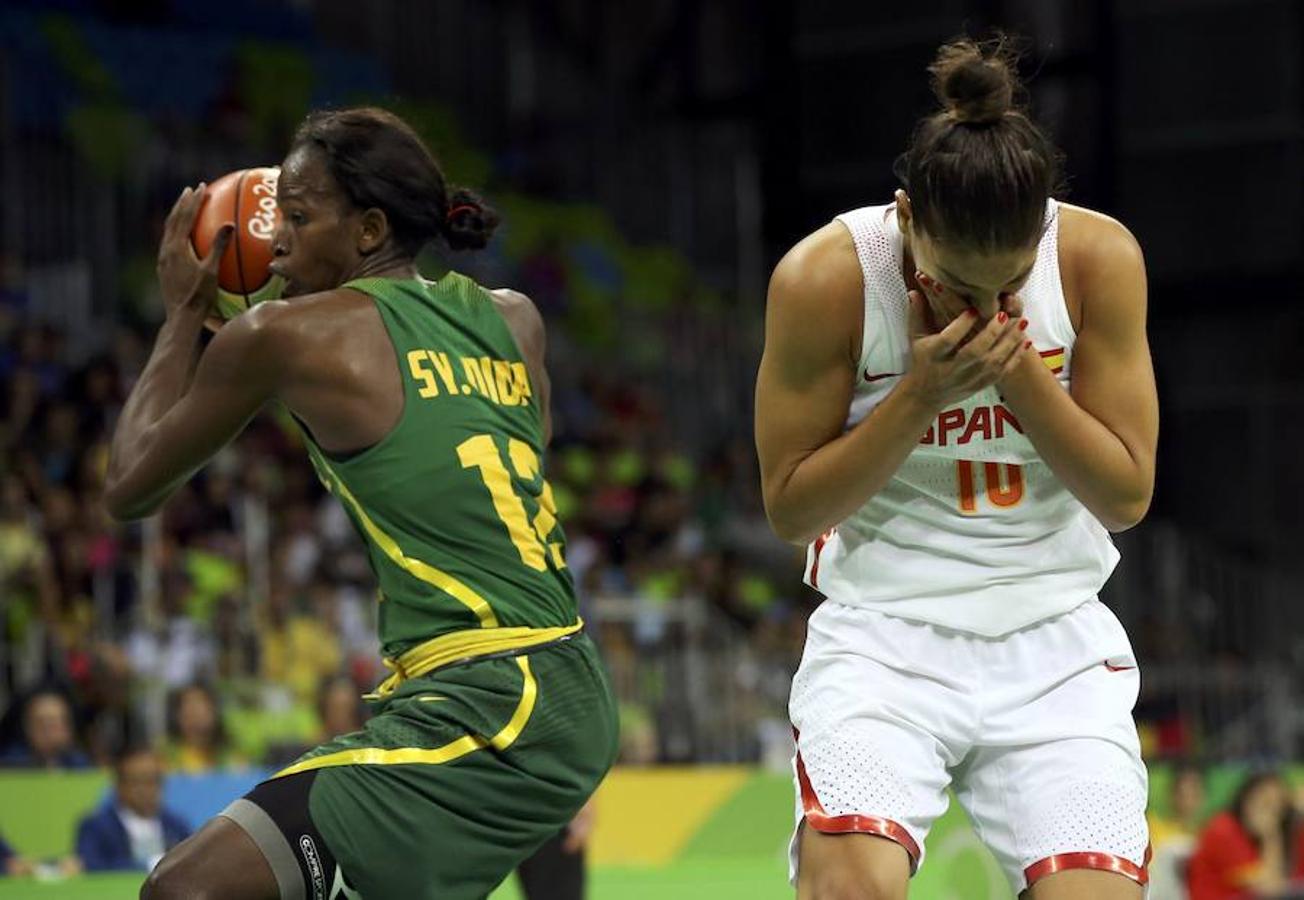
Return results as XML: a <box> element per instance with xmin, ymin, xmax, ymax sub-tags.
<box><xmin>0</xmin><ymin>0</ymin><xmax>814</xmax><ymax>782</ymax></box>
<box><xmin>1146</xmin><ymin>765</ymin><xmax>1304</xmax><ymax>900</ymax></box>
<box><xmin>0</xmin><ymin>236</ymin><xmax>809</xmax><ymax>779</ymax></box>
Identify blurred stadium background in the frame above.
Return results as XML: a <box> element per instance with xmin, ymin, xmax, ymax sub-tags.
<box><xmin>0</xmin><ymin>0</ymin><xmax>1301</xmax><ymax>897</ymax></box>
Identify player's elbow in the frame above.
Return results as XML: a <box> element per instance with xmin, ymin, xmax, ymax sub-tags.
<box><xmin>103</xmin><ymin>487</ymin><xmax>145</xmax><ymax>522</ymax></box>
<box><xmin>768</xmin><ymin>515</ymin><xmax>818</xmax><ymax>546</ymax></box>
<box><xmin>1099</xmin><ymin>493</ymin><xmax>1152</xmax><ymax>533</ymax></box>
<box><xmin>763</xmin><ymin>495</ymin><xmax>822</xmax><ymax>546</ymax></box>
<box><xmin>102</xmin><ymin>478</ymin><xmax>157</xmax><ymax>522</ymax></box>
<box><xmin>761</xmin><ymin>470</ymin><xmax>828</xmax><ymax>545</ymax></box>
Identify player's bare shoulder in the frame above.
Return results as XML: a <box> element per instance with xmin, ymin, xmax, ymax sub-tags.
<box><xmin>766</xmin><ymin>220</ymin><xmax>865</xmax><ymax>365</ymax></box>
<box><xmin>225</xmin><ymin>288</ymin><xmax>389</xmax><ymax>379</ymax></box>
<box><xmin>241</xmin><ymin>288</ymin><xmax>372</xmax><ymax>342</ymax></box>
<box><xmin>1056</xmin><ymin>203</ymin><xmax>1147</xmax><ymax>327</ymax></box>
<box><xmin>488</xmin><ymin>287</ymin><xmax>546</xmax><ymax>367</ymax></box>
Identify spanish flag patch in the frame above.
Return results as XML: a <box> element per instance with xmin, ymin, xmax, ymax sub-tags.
<box><xmin>1040</xmin><ymin>347</ymin><xmax>1065</xmax><ymax>374</ymax></box>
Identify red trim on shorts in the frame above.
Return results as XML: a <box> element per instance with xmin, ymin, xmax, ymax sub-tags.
<box><xmin>792</xmin><ymin>733</ymin><xmax>920</xmax><ymax>867</ymax></box>
<box><xmin>809</xmin><ymin>530</ymin><xmax>832</xmax><ymax>589</ymax></box>
<box><xmin>1023</xmin><ymin>852</ymin><xmax>1148</xmax><ymax>887</ymax></box>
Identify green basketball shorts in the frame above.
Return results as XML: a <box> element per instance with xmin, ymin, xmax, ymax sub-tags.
<box><xmin>220</xmin><ymin>634</ymin><xmax>618</xmax><ymax>900</ymax></box>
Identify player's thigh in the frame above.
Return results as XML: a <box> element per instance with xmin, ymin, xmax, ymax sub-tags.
<box><xmin>796</xmin><ymin>826</ymin><xmax>910</xmax><ymax>900</ymax></box>
<box><xmin>789</xmin><ymin>610</ymin><xmax>962</xmax><ymax>876</ymax></box>
<box><xmin>142</xmin><ymin>816</ymin><xmax>279</xmax><ymax>900</ymax></box>
<box><xmin>308</xmin><ymin>642</ymin><xmax>617</xmax><ymax>899</ymax></box>
<box><xmin>1020</xmin><ymin>867</ymin><xmax>1144</xmax><ymax>900</ymax></box>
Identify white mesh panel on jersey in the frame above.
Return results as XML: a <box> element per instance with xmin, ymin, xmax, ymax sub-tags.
<box><xmin>1017</xmin><ymin>778</ymin><xmax>1149</xmax><ymax>868</ymax></box>
<box><xmin>1020</xmin><ymin>202</ymin><xmax>1062</xmax><ymax>312</ymax></box>
<box><xmin>800</xmin><ymin>723</ymin><xmax>915</xmax><ymax>820</ymax></box>
<box><xmin>837</xmin><ymin>206</ymin><xmax>906</xmax><ymax>321</ymax></box>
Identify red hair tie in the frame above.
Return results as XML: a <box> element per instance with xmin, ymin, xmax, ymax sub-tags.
<box><xmin>446</xmin><ymin>204</ymin><xmax>477</xmax><ymax>223</ymax></box>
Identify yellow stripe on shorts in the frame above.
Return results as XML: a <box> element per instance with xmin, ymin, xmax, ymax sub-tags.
<box><xmin>273</xmin><ymin>655</ymin><xmax>539</xmax><ymax>777</ymax></box>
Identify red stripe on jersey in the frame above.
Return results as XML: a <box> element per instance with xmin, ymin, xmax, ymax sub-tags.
<box><xmin>1024</xmin><ymin>852</ymin><xmax>1148</xmax><ymax>887</ymax></box>
<box><xmin>809</xmin><ymin>530</ymin><xmax>832</xmax><ymax>589</ymax></box>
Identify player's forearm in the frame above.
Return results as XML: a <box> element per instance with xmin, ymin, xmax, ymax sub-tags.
<box><xmin>998</xmin><ymin>351</ymin><xmax>1153</xmax><ymax>532</ymax></box>
<box><xmin>764</xmin><ymin>380</ymin><xmax>938</xmax><ymax>544</ymax></box>
<box><xmin>105</xmin><ymin>310</ymin><xmax>207</xmax><ymax>509</ymax></box>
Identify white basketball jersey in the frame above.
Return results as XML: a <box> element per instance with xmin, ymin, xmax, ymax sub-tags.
<box><xmin>804</xmin><ymin>200</ymin><xmax>1119</xmax><ymax>636</ymax></box>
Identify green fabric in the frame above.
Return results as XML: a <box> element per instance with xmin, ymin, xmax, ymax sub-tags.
<box><xmin>304</xmin><ymin>274</ymin><xmax>577</xmax><ymax>658</ymax></box>
<box><xmin>301</xmin><ymin>636</ymin><xmax>617</xmax><ymax>900</ymax></box>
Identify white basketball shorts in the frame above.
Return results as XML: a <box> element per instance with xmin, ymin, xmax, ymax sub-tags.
<box><xmin>788</xmin><ymin>597</ymin><xmax>1149</xmax><ymax>894</ymax></box>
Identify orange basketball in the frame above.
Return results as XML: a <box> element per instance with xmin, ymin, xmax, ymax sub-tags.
<box><xmin>191</xmin><ymin>167</ymin><xmax>285</xmax><ymax>319</ymax></box>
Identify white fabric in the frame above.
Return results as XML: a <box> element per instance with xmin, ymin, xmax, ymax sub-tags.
<box><xmin>805</xmin><ymin>200</ymin><xmax>1119</xmax><ymax>636</ymax></box>
<box><xmin>117</xmin><ymin>805</ymin><xmax>166</xmax><ymax>871</ymax></box>
<box><xmin>787</xmin><ymin>598</ymin><xmax>1149</xmax><ymax>893</ymax></box>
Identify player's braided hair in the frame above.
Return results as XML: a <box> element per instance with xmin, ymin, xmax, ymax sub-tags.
<box><xmin>290</xmin><ymin>106</ymin><xmax>500</xmax><ymax>254</ymax></box>
<box><xmin>895</xmin><ymin>35</ymin><xmax>1064</xmax><ymax>252</ymax></box>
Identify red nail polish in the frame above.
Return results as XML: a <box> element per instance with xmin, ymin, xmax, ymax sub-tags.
<box><xmin>997</xmin><ymin>311</ymin><xmax>1008</xmax><ymax>324</ymax></box>
<box><xmin>1024</xmin><ymin>340</ymin><xmax>1032</xmax><ymax>349</ymax></box>
<box><xmin>1019</xmin><ymin>319</ymin><xmax>1029</xmax><ymax>331</ymax></box>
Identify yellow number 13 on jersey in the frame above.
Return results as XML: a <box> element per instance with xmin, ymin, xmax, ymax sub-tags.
<box><xmin>458</xmin><ymin>434</ymin><xmax>565</xmax><ymax>571</ymax></box>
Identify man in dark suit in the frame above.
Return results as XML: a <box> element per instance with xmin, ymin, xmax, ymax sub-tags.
<box><xmin>75</xmin><ymin>744</ymin><xmax>191</xmax><ymax>872</ymax></box>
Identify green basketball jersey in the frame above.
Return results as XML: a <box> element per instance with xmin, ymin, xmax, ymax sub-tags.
<box><xmin>300</xmin><ymin>273</ymin><xmax>575</xmax><ymax>661</ymax></box>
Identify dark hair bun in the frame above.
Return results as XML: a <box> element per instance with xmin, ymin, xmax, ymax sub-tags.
<box><xmin>930</xmin><ymin>37</ymin><xmax>1016</xmax><ymax>125</ymax></box>
<box><xmin>443</xmin><ymin>187</ymin><xmax>500</xmax><ymax>251</ymax></box>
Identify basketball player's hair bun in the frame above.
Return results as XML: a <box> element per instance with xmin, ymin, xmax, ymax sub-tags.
<box><xmin>442</xmin><ymin>187</ymin><xmax>501</xmax><ymax>251</ymax></box>
<box><xmin>930</xmin><ymin>36</ymin><xmax>1017</xmax><ymax>125</ymax></box>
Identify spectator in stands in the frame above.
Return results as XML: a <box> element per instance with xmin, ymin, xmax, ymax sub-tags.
<box><xmin>75</xmin><ymin>744</ymin><xmax>190</xmax><ymax>872</ymax></box>
<box><xmin>125</xmin><ymin>564</ymin><xmax>217</xmax><ymax>690</ymax></box>
<box><xmin>316</xmin><ymin>674</ymin><xmax>365</xmax><ymax>740</ymax></box>
<box><xmin>0</xmin><ymin>831</ymin><xmax>33</xmax><ymax>878</ymax></box>
<box><xmin>261</xmin><ymin>674</ymin><xmax>364</xmax><ymax>769</ymax></box>
<box><xmin>0</xmin><ymin>474</ymin><xmax>60</xmax><ymax>676</ymax></box>
<box><xmin>1187</xmin><ymin>770</ymin><xmax>1304</xmax><ymax>899</ymax></box>
<box><xmin>1148</xmin><ymin>762</ymin><xmax>1207</xmax><ymax>900</ymax></box>
<box><xmin>0</xmin><ymin>688</ymin><xmax>90</xmax><ymax>769</ymax></box>
<box><xmin>258</xmin><ymin>569</ymin><xmax>343</xmax><ymax>704</ymax></box>
<box><xmin>164</xmin><ymin>682</ymin><xmax>243</xmax><ymax>773</ymax></box>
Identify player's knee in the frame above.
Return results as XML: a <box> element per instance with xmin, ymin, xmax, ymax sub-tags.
<box><xmin>803</xmin><ymin>868</ymin><xmax>907</xmax><ymax>900</ymax></box>
<box><xmin>140</xmin><ymin>856</ymin><xmax>208</xmax><ymax>900</ymax></box>
<box><xmin>139</xmin><ymin>867</ymin><xmax>170</xmax><ymax>900</ymax></box>
<box><xmin>140</xmin><ymin>865</ymin><xmax>182</xmax><ymax>900</ymax></box>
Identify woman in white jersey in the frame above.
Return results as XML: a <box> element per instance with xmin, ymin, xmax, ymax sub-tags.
<box><xmin>755</xmin><ymin>38</ymin><xmax>1159</xmax><ymax>900</ymax></box>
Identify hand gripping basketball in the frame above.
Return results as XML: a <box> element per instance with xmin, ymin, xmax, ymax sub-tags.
<box><xmin>158</xmin><ymin>183</ymin><xmax>234</xmax><ymax>324</ymax></box>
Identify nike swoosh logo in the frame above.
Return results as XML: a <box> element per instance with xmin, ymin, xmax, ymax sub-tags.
<box><xmin>864</xmin><ymin>371</ymin><xmax>902</xmax><ymax>382</ymax></box>
<box><xmin>1103</xmin><ymin>662</ymin><xmax>1136</xmax><ymax>672</ymax></box>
